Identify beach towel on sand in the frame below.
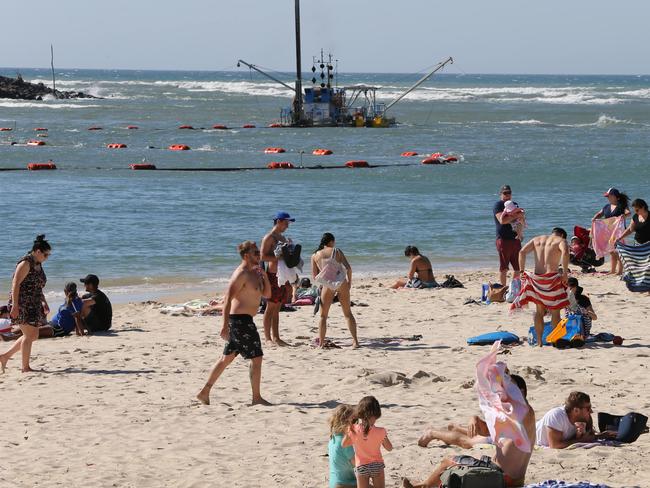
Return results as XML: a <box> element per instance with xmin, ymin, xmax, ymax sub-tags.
<box><xmin>524</xmin><ymin>481</ymin><xmax>610</xmax><ymax>488</ymax></box>
<box><xmin>616</xmin><ymin>241</ymin><xmax>650</xmax><ymax>292</ymax></box>
<box><xmin>591</xmin><ymin>216</ymin><xmax>625</xmax><ymax>259</ymax></box>
<box><xmin>476</xmin><ymin>341</ymin><xmax>532</xmax><ymax>453</ymax></box>
<box><xmin>510</xmin><ymin>272</ymin><xmax>569</xmax><ymax>312</ymax></box>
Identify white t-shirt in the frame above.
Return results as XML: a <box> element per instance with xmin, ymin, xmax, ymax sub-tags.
<box><xmin>536</xmin><ymin>406</ymin><xmax>576</xmax><ymax>447</ymax></box>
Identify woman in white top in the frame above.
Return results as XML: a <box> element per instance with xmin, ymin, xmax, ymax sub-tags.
<box><xmin>311</xmin><ymin>233</ymin><xmax>359</xmax><ymax>348</ymax></box>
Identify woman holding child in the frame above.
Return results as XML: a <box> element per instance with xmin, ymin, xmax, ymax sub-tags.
<box><xmin>312</xmin><ymin>233</ymin><xmax>359</xmax><ymax>349</ymax></box>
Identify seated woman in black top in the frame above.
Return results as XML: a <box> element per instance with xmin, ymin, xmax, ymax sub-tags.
<box><xmin>592</xmin><ymin>188</ymin><xmax>630</xmax><ymax>275</ymax></box>
<box><xmin>619</xmin><ymin>198</ymin><xmax>650</xmax><ymax>245</ymax></box>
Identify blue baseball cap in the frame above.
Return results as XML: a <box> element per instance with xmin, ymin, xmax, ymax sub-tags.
<box><xmin>273</xmin><ymin>211</ymin><xmax>295</xmax><ymax>222</ymax></box>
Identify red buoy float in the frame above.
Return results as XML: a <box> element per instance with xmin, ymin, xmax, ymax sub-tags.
<box><xmin>421</xmin><ymin>157</ymin><xmax>444</xmax><ymax>165</ymax></box>
<box><xmin>88</xmin><ymin>126</ymin><xmax>103</xmax><ymax>131</ymax></box>
<box><xmin>34</xmin><ymin>127</ymin><xmax>48</xmax><ymax>131</ymax></box>
<box><xmin>107</xmin><ymin>143</ymin><xmax>127</xmax><ymax>149</ymax></box>
<box><xmin>401</xmin><ymin>151</ymin><xmax>418</xmax><ymax>157</ymax></box>
<box><xmin>130</xmin><ymin>163</ymin><xmax>157</xmax><ymax>170</ymax></box>
<box><xmin>242</xmin><ymin>124</ymin><xmax>256</xmax><ymax>128</ymax></box>
<box><xmin>127</xmin><ymin>125</ymin><xmax>139</xmax><ymax>130</ymax></box>
<box><xmin>345</xmin><ymin>160</ymin><xmax>369</xmax><ymax>168</ymax></box>
<box><xmin>178</xmin><ymin>125</ymin><xmax>194</xmax><ymax>130</ymax></box>
<box><xmin>27</xmin><ymin>162</ymin><xmax>57</xmax><ymax>170</ymax></box>
<box><xmin>0</xmin><ymin>127</ymin><xmax>12</xmax><ymax>131</ymax></box>
<box><xmin>212</xmin><ymin>124</ymin><xmax>228</xmax><ymax>130</ymax></box>
<box><xmin>268</xmin><ymin>123</ymin><xmax>282</xmax><ymax>128</ymax></box>
<box><xmin>313</xmin><ymin>148</ymin><xmax>333</xmax><ymax>156</ymax></box>
<box><xmin>27</xmin><ymin>140</ymin><xmax>46</xmax><ymax>146</ymax></box>
<box><xmin>264</xmin><ymin>147</ymin><xmax>286</xmax><ymax>154</ymax></box>
<box><xmin>169</xmin><ymin>144</ymin><xmax>191</xmax><ymax>151</ymax></box>
<box><xmin>267</xmin><ymin>161</ymin><xmax>295</xmax><ymax>169</ymax></box>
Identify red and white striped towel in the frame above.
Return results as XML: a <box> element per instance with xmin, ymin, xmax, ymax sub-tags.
<box><xmin>510</xmin><ymin>271</ymin><xmax>569</xmax><ymax>311</ymax></box>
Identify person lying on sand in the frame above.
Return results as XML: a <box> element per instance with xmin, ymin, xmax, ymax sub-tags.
<box><xmin>417</xmin><ymin>414</ymin><xmax>491</xmax><ymax>449</ymax></box>
<box><xmin>536</xmin><ymin>391</ymin><xmax>615</xmax><ymax>448</ymax></box>
<box><xmin>391</xmin><ymin>246</ymin><xmax>438</xmax><ymax>289</ymax></box>
<box><xmin>404</xmin><ymin>373</ymin><xmax>534</xmax><ymax>488</ymax></box>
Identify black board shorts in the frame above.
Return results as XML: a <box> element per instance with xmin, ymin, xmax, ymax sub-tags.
<box><xmin>223</xmin><ymin>314</ymin><xmax>263</xmax><ymax>359</ymax></box>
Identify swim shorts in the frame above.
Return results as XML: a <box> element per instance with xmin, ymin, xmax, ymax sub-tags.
<box><xmin>496</xmin><ymin>238</ymin><xmax>521</xmax><ymax>272</ymax></box>
<box><xmin>223</xmin><ymin>314</ymin><xmax>263</xmax><ymax>359</ymax></box>
<box><xmin>354</xmin><ymin>462</ymin><xmax>385</xmax><ymax>477</ymax></box>
<box><xmin>49</xmin><ymin>321</ymin><xmax>69</xmax><ymax>338</ymax></box>
<box><xmin>266</xmin><ymin>271</ymin><xmax>292</xmax><ymax>304</ymax></box>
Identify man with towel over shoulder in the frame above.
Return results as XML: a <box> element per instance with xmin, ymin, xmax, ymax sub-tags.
<box><xmin>511</xmin><ymin>227</ymin><xmax>570</xmax><ymax>347</ymax></box>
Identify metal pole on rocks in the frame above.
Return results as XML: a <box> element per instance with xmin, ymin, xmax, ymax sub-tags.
<box><xmin>50</xmin><ymin>44</ymin><xmax>57</xmax><ymax>98</ymax></box>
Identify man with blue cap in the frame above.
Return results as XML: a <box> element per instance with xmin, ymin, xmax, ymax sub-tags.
<box><xmin>260</xmin><ymin>211</ymin><xmax>295</xmax><ymax>346</ymax></box>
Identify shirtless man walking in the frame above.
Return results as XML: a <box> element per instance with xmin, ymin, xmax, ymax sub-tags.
<box><xmin>512</xmin><ymin>228</ymin><xmax>570</xmax><ymax>347</ymax></box>
<box><xmin>197</xmin><ymin>241</ymin><xmax>272</xmax><ymax>406</ymax></box>
<box><xmin>260</xmin><ymin>211</ymin><xmax>295</xmax><ymax>346</ymax></box>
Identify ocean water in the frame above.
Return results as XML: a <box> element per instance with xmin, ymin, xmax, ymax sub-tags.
<box><xmin>1</xmin><ymin>68</ymin><xmax>649</xmax><ymax>297</ymax></box>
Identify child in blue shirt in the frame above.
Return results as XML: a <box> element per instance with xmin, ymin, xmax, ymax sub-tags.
<box><xmin>328</xmin><ymin>404</ymin><xmax>357</xmax><ymax>488</ymax></box>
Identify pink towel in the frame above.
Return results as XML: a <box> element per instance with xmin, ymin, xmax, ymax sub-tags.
<box><xmin>475</xmin><ymin>341</ymin><xmax>532</xmax><ymax>453</ymax></box>
<box><xmin>591</xmin><ymin>216</ymin><xmax>626</xmax><ymax>259</ymax></box>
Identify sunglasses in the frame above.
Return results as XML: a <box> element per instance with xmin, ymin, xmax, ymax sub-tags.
<box><xmin>502</xmin><ymin>191</ymin><xmax>512</xmax><ymax>195</ymax></box>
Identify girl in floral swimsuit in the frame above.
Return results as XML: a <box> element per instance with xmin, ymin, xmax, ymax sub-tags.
<box><xmin>1</xmin><ymin>235</ymin><xmax>51</xmax><ymax>373</ymax></box>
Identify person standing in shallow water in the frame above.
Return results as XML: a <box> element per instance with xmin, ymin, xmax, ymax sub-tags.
<box><xmin>1</xmin><ymin>235</ymin><xmax>51</xmax><ymax>373</ymax></box>
<box><xmin>260</xmin><ymin>211</ymin><xmax>295</xmax><ymax>346</ymax></box>
<box><xmin>311</xmin><ymin>233</ymin><xmax>359</xmax><ymax>348</ymax></box>
<box><xmin>197</xmin><ymin>241</ymin><xmax>272</xmax><ymax>406</ymax></box>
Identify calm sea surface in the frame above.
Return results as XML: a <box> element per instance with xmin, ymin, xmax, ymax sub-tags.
<box><xmin>1</xmin><ymin>68</ymin><xmax>649</xmax><ymax>297</ymax></box>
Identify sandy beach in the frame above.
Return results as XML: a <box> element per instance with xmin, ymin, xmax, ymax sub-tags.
<box><xmin>1</xmin><ymin>270</ymin><xmax>648</xmax><ymax>488</ymax></box>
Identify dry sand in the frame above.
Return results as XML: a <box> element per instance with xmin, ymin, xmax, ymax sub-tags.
<box><xmin>1</xmin><ymin>270</ymin><xmax>648</xmax><ymax>487</ymax></box>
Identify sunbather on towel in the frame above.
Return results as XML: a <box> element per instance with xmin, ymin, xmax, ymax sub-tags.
<box><xmin>512</xmin><ymin>228</ymin><xmax>570</xmax><ymax>348</ymax></box>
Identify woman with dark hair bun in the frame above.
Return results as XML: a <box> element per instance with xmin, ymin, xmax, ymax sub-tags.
<box><xmin>618</xmin><ymin>198</ymin><xmax>650</xmax><ymax>245</ymax></box>
<box><xmin>311</xmin><ymin>233</ymin><xmax>359</xmax><ymax>348</ymax></box>
<box><xmin>1</xmin><ymin>234</ymin><xmax>51</xmax><ymax>373</ymax></box>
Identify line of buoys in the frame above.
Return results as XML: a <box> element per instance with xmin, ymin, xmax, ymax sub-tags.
<box><xmin>34</xmin><ymin>127</ymin><xmax>48</xmax><ymax>132</ymax></box>
<box><xmin>178</xmin><ymin>125</ymin><xmax>194</xmax><ymax>130</ymax></box>
<box><xmin>345</xmin><ymin>160</ymin><xmax>369</xmax><ymax>168</ymax></box>
<box><xmin>27</xmin><ymin>140</ymin><xmax>46</xmax><ymax>146</ymax></box>
<box><xmin>212</xmin><ymin>124</ymin><xmax>228</xmax><ymax>130</ymax></box>
<box><xmin>27</xmin><ymin>162</ymin><xmax>57</xmax><ymax>170</ymax></box>
<box><xmin>127</xmin><ymin>125</ymin><xmax>139</xmax><ymax>130</ymax></box>
<box><xmin>87</xmin><ymin>126</ymin><xmax>103</xmax><ymax>131</ymax></box>
<box><xmin>267</xmin><ymin>161</ymin><xmax>295</xmax><ymax>169</ymax></box>
<box><xmin>242</xmin><ymin>124</ymin><xmax>256</xmax><ymax>129</ymax></box>
<box><xmin>0</xmin><ymin>127</ymin><xmax>12</xmax><ymax>131</ymax></box>
<box><xmin>168</xmin><ymin>144</ymin><xmax>191</xmax><ymax>151</ymax></box>
<box><xmin>401</xmin><ymin>151</ymin><xmax>418</xmax><ymax>157</ymax></box>
<box><xmin>107</xmin><ymin>143</ymin><xmax>127</xmax><ymax>149</ymax></box>
<box><xmin>312</xmin><ymin>148</ymin><xmax>333</xmax><ymax>156</ymax></box>
<box><xmin>264</xmin><ymin>147</ymin><xmax>286</xmax><ymax>154</ymax></box>
<box><xmin>130</xmin><ymin>163</ymin><xmax>156</xmax><ymax>170</ymax></box>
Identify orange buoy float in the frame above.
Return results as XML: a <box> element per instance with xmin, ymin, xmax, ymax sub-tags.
<box><xmin>127</xmin><ymin>125</ymin><xmax>139</xmax><ymax>130</ymax></box>
<box><xmin>264</xmin><ymin>147</ymin><xmax>286</xmax><ymax>154</ymax></box>
<box><xmin>212</xmin><ymin>124</ymin><xmax>228</xmax><ymax>130</ymax></box>
<box><xmin>312</xmin><ymin>148</ymin><xmax>333</xmax><ymax>156</ymax></box>
<box><xmin>421</xmin><ymin>157</ymin><xmax>444</xmax><ymax>165</ymax></box>
<box><xmin>169</xmin><ymin>144</ymin><xmax>190</xmax><ymax>151</ymax></box>
<box><xmin>0</xmin><ymin>127</ymin><xmax>12</xmax><ymax>131</ymax></box>
<box><xmin>34</xmin><ymin>127</ymin><xmax>48</xmax><ymax>131</ymax></box>
<box><xmin>107</xmin><ymin>143</ymin><xmax>127</xmax><ymax>149</ymax></box>
<box><xmin>430</xmin><ymin>152</ymin><xmax>443</xmax><ymax>159</ymax></box>
<box><xmin>242</xmin><ymin>124</ymin><xmax>256</xmax><ymax>128</ymax></box>
<box><xmin>130</xmin><ymin>163</ymin><xmax>157</xmax><ymax>170</ymax></box>
<box><xmin>345</xmin><ymin>160</ymin><xmax>369</xmax><ymax>168</ymax></box>
<box><xmin>88</xmin><ymin>126</ymin><xmax>103</xmax><ymax>131</ymax></box>
<box><xmin>444</xmin><ymin>156</ymin><xmax>458</xmax><ymax>163</ymax></box>
<box><xmin>268</xmin><ymin>123</ymin><xmax>282</xmax><ymax>128</ymax></box>
<box><xmin>178</xmin><ymin>125</ymin><xmax>194</xmax><ymax>130</ymax></box>
<box><xmin>27</xmin><ymin>162</ymin><xmax>57</xmax><ymax>170</ymax></box>
<box><xmin>27</xmin><ymin>140</ymin><xmax>46</xmax><ymax>146</ymax></box>
<box><xmin>401</xmin><ymin>151</ymin><xmax>418</xmax><ymax>157</ymax></box>
<box><xmin>267</xmin><ymin>161</ymin><xmax>295</xmax><ymax>169</ymax></box>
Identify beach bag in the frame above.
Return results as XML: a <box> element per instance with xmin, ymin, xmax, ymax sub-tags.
<box><xmin>281</xmin><ymin>243</ymin><xmax>302</xmax><ymax>268</ymax></box>
<box><xmin>313</xmin><ymin>248</ymin><xmax>347</xmax><ymax>290</ymax></box>
<box><xmin>440</xmin><ymin>465</ymin><xmax>505</xmax><ymax>488</ymax></box>
<box><xmin>441</xmin><ymin>275</ymin><xmax>464</xmax><ymax>288</ymax></box>
<box><xmin>505</xmin><ymin>278</ymin><xmax>521</xmax><ymax>303</ymax></box>
<box><xmin>598</xmin><ymin>412</ymin><xmax>648</xmax><ymax>443</ymax></box>
<box><xmin>487</xmin><ymin>283</ymin><xmax>507</xmax><ymax>303</ymax></box>
<box><xmin>405</xmin><ymin>277</ymin><xmax>423</xmax><ymax>289</ymax></box>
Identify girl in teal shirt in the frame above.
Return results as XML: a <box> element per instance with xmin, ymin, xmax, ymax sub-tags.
<box><xmin>328</xmin><ymin>404</ymin><xmax>357</xmax><ymax>488</ymax></box>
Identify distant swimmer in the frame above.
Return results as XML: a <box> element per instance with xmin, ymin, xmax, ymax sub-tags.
<box><xmin>197</xmin><ymin>241</ymin><xmax>272</xmax><ymax>406</ymax></box>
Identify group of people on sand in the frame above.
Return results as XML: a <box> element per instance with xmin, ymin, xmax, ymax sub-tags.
<box><xmin>0</xmin><ymin>235</ymin><xmax>112</xmax><ymax>373</ymax></box>
<box><xmin>494</xmin><ymin>184</ymin><xmax>647</xmax><ymax>347</ymax></box>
